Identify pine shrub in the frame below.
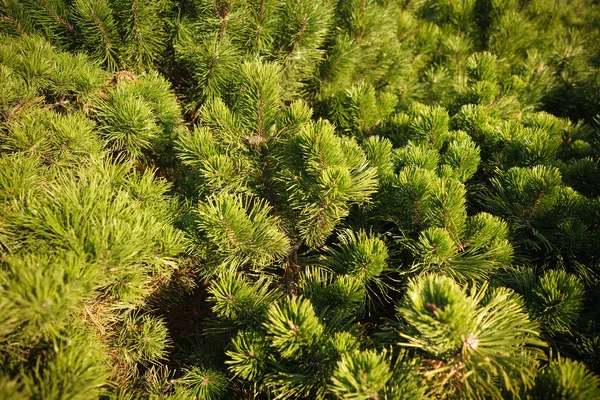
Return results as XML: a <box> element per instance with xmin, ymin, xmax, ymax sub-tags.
<box><xmin>1</xmin><ymin>1</ymin><xmax>600</xmax><ymax>399</ymax></box>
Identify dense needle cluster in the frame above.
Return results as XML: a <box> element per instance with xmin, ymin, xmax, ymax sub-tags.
<box><xmin>1</xmin><ymin>0</ymin><xmax>600</xmax><ymax>399</ymax></box>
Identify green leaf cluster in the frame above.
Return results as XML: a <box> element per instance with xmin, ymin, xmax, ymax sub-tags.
<box><xmin>2</xmin><ymin>0</ymin><xmax>600</xmax><ymax>399</ymax></box>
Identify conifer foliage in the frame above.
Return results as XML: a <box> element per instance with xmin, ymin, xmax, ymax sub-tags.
<box><xmin>2</xmin><ymin>0</ymin><xmax>600</xmax><ymax>399</ymax></box>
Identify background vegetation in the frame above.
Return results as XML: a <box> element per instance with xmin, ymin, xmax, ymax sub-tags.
<box><xmin>1</xmin><ymin>0</ymin><xmax>600</xmax><ymax>398</ymax></box>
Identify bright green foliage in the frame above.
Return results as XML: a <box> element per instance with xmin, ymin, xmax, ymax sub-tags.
<box><xmin>196</xmin><ymin>193</ymin><xmax>289</xmax><ymax>271</ymax></box>
<box><xmin>399</xmin><ymin>274</ymin><xmax>479</xmax><ymax>356</ymax></box>
<box><xmin>178</xmin><ymin>60</ymin><xmax>378</xmax><ymax>251</ymax></box>
<box><xmin>480</xmin><ymin>165</ymin><xmax>589</xmax><ymax>262</ymax></box>
<box><xmin>375</xmin><ymin>162</ymin><xmax>512</xmax><ymax>280</ymax></box>
<box><xmin>441</xmin><ymin>134</ymin><xmax>481</xmax><ymax>181</ymax></box>
<box><xmin>497</xmin><ymin>264</ymin><xmax>590</xmax><ymax>350</ymax></box>
<box><xmin>221</xmin><ymin>294</ymin><xmax>363</xmax><ymax>399</ymax></box>
<box><xmin>0</xmin><ymin>35</ymin><xmax>106</xmax><ymax>114</ymax></box>
<box><xmin>0</xmin><ymin>376</ymin><xmax>22</xmax><ymax>400</ymax></box>
<box><xmin>1</xmin><ymin>0</ymin><xmax>171</xmax><ymax>70</ymax></box>
<box><xmin>318</xmin><ymin>229</ymin><xmax>390</xmax><ymax>308</ymax></box>
<box><xmin>173</xmin><ymin>31</ymin><xmax>242</xmax><ymax>108</ymax></box>
<box><xmin>176</xmin><ymin>60</ymin><xmax>305</xmax><ymax>195</ymax></box>
<box><xmin>226</xmin><ymin>330</ymin><xmax>270</xmax><ymax>381</ymax></box>
<box><xmin>315</xmin><ymin>0</ymin><xmax>415</xmax><ymax>105</ymax></box>
<box><xmin>115</xmin><ymin>313</ymin><xmax>171</xmax><ymax>367</ymax></box>
<box><xmin>532</xmin><ymin>269</ymin><xmax>585</xmax><ymax>335</ymax></box>
<box><xmin>328</xmin><ymin>84</ymin><xmax>398</xmax><ymax>140</ymax></box>
<box><xmin>179</xmin><ymin>367</ymin><xmax>229</xmax><ymax>400</ymax></box>
<box><xmin>19</xmin><ymin>329</ymin><xmax>111</xmax><ymax>400</ymax></box>
<box><xmin>4</xmin><ymin>161</ymin><xmax>184</xmax><ymax>302</ymax></box>
<box><xmin>1</xmin><ymin>107</ymin><xmax>101</xmax><ymax>165</ymax></box>
<box><xmin>111</xmin><ymin>0</ymin><xmax>167</xmax><ymax>68</ymax></box>
<box><xmin>95</xmin><ymin>84</ymin><xmax>161</xmax><ymax>159</ymax></box>
<box><xmin>385</xmin><ymin>104</ymin><xmax>453</xmax><ymax>150</ymax></box>
<box><xmin>301</xmin><ymin>269</ymin><xmax>366</xmax><ymax>319</ymax></box>
<box><xmin>2</xmin><ymin>0</ymin><xmax>600</xmax><ymax>399</ymax></box>
<box><xmin>397</xmin><ymin>275</ymin><xmax>546</xmax><ymax>399</ymax></box>
<box><xmin>276</xmin><ymin>119</ymin><xmax>378</xmax><ymax>247</ymax></box>
<box><xmin>208</xmin><ymin>272</ymin><xmax>281</xmax><ymax>327</ymax></box>
<box><xmin>533</xmin><ymin>356</ymin><xmax>600</xmax><ymax>399</ymax></box>
<box><xmin>1</xmin><ymin>253</ymin><xmax>90</xmax><ymax>342</ymax></box>
<box><xmin>324</xmin><ymin>229</ymin><xmax>388</xmax><ymax>281</ymax></box>
<box><xmin>382</xmin><ymin>350</ymin><xmax>429</xmax><ymax>400</ymax></box>
<box><xmin>73</xmin><ymin>0</ymin><xmax>122</xmax><ymax>70</ymax></box>
<box><xmin>330</xmin><ymin>349</ymin><xmax>392</xmax><ymax>400</ymax></box>
<box><xmin>264</xmin><ymin>296</ymin><xmax>324</xmax><ymax>359</ymax></box>
<box><xmin>0</xmin><ymin>34</ymin><xmax>188</xmax><ymax>398</ymax></box>
<box><xmin>171</xmin><ymin>0</ymin><xmax>333</xmax><ymax>107</ymax></box>
<box><xmin>93</xmin><ymin>71</ymin><xmax>182</xmax><ymax>161</ymax></box>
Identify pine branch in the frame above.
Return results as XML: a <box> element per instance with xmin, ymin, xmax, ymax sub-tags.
<box><xmin>37</xmin><ymin>0</ymin><xmax>78</xmax><ymax>35</ymax></box>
